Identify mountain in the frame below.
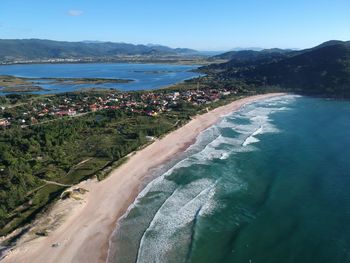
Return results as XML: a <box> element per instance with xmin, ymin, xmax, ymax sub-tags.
<box><xmin>202</xmin><ymin>40</ymin><xmax>350</xmax><ymax>97</ymax></box>
<box><xmin>213</xmin><ymin>48</ymin><xmax>293</xmax><ymax>60</ymax></box>
<box><xmin>206</xmin><ymin>48</ymin><xmax>295</xmax><ymax>70</ymax></box>
<box><xmin>309</xmin><ymin>40</ymin><xmax>350</xmax><ymax>50</ymax></box>
<box><xmin>0</xmin><ymin>39</ymin><xmax>199</xmax><ymax>62</ymax></box>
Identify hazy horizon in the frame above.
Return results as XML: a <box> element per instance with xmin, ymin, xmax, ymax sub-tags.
<box><xmin>0</xmin><ymin>37</ymin><xmax>307</xmax><ymax>52</ymax></box>
<box><xmin>1</xmin><ymin>0</ymin><xmax>349</xmax><ymax>51</ymax></box>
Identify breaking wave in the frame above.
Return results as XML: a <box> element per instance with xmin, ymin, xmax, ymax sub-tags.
<box><xmin>108</xmin><ymin>95</ymin><xmax>299</xmax><ymax>263</ymax></box>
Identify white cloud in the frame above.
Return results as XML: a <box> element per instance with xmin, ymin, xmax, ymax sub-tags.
<box><xmin>67</xmin><ymin>10</ymin><xmax>83</xmax><ymax>16</ymax></box>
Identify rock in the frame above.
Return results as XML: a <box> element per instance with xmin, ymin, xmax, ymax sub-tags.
<box><xmin>73</xmin><ymin>188</ymin><xmax>88</xmax><ymax>194</ymax></box>
<box><xmin>35</xmin><ymin>230</ymin><xmax>48</xmax><ymax>237</ymax></box>
<box><xmin>51</xmin><ymin>242</ymin><xmax>60</xmax><ymax>248</ymax></box>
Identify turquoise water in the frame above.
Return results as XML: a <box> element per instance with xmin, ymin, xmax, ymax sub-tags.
<box><xmin>108</xmin><ymin>95</ymin><xmax>350</xmax><ymax>263</ymax></box>
<box><xmin>0</xmin><ymin>63</ymin><xmax>200</xmax><ymax>94</ymax></box>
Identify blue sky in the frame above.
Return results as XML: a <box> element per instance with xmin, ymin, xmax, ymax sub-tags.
<box><xmin>0</xmin><ymin>0</ymin><xmax>349</xmax><ymax>50</ymax></box>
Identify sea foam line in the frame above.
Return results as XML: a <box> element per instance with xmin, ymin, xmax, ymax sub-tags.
<box><xmin>119</xmin><ymin>94</ymin><xmax>296</xmax><ymax>222</ymax></box>
<box><xmin>136</xmin><ymin>179</ymin><xmax>218</xmax><ymax>263</ymax></box>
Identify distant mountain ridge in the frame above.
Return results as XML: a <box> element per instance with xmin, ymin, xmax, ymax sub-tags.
<box><xmin>213</xmin><ymin>48</ymin><xmax>293</xmax><ymax>60</ymax></box>
<box><xmin>0</xmin><ymin>39</ymin><xmax>199</xmax><ymax>62</ymax></box>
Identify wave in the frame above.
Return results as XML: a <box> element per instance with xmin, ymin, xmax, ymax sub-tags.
<box><xmin>124</xmin><ymin>94</ymin><xmax>295</xmax><ymax>217</ymax></box>
<box><xmin>109</xmin><ymin>95</ymin><xmax>300</xmax><ymax>263</ymax></box>
<box><xmin>136</xmin><ymin>179</ymin><xmax>217</xmax><ymax>263</ymax></box>
<box><xmin>242</xmin><ymin>126</ymin><xmax>263</xmax><ymax>147</ymax></box>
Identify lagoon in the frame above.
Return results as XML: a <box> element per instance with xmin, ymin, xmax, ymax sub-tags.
<box><xmin>0</xmin><ymin>63</ymin><xmax>200</xmax><ymax>94</ymax></box>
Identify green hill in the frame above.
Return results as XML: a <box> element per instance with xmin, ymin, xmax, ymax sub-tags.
<box><xmin>213</xmin><ymin>48</ymin><xmax>292</xmax><ymax>61</ymax></box>
<box><xmin>202</xmin><ymin>41</ymin><xmax>350</xmax><ymax>97</ymax></box>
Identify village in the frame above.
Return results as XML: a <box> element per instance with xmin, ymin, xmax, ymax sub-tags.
<box><xmin>0</xmin><ymin>87</ymin><xmax>236</xmax><ymax>128</ymax></box>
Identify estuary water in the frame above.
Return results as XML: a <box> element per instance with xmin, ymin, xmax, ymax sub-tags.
<box><xmin>0</xmin><ymin>63</ymin><xmax>200</xmax><ymax>94</ymax></box>
<box><xmin>108</xmin><ymin>95</ymin><xmax>350</xmax><ymax>263</ymax></box>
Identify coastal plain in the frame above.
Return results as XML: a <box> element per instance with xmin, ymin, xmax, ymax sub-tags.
<box><xmin>0</xmin><ymin>93</ymin><xmax>285</xmax><ymax>263</ymax></box>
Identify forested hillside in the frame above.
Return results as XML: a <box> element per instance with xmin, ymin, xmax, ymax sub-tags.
<box><xmin>202</xmin><ymin>41</ymin><xmax>350</xmax><ymax>97</ymax></box>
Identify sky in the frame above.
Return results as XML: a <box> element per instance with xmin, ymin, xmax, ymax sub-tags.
<box><xmin>0</xmin><ymin>0</ymin><xmax>349</xmax><ymax>51</ymax></box>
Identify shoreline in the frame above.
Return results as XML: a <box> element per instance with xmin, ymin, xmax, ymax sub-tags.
<box><xmin>0</xmin><ymin>92</ymin><xmax>287</xmax><ymax>263</ymax></box>
<box><xmin>0</xmin><ymin>60</ymin><xmax>209</xmax><ymax>67</ymax></box>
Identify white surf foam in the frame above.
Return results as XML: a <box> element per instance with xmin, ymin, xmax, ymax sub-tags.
<box><xmin>110</xmin><ymin>94</ymin><xmax>301</xmax><ymax>263</ymax></box>
<box><xmin>162</xmin><ymin>95</ymin><xmax>295</xmax><ymax>174</ymax></box>
<box><xmin>242</xmin><ymin>125</ymin><xmax>263</xmax><ymax>146</ymax></box>
<box><xmin>124</xmin><ymin>95</ymin><xmax>298</xmax><ymax>220</ymax></box>
<box><xmin>136</xmin><ymin>179</ymin><xmax>217</xmax><ymax>263</ymax></box>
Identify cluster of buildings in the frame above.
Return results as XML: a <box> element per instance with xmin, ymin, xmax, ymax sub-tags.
<box><xmin>0</xmin><ymin>87</ymin><xmax>236</xmax><ymax>128</ymax></box>
<box><xmin>0</xmin><ymin>58</ymin><xmax>84</xmax><ymax>65</ymax></box>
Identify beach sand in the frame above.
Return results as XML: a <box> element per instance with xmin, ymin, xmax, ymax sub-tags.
<box><xmin>1</xmin><ymin>93</ymin><xmax>286</xmax><ymax>263</ymax></box>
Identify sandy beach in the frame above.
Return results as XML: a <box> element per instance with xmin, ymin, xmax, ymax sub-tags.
<box><xmin>1</xmin><ymin>93</ymin><xmax>286</xmax><ymax>263</ymax></box>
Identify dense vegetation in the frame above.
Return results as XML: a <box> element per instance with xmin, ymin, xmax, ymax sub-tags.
<box><xmin>202</xmin><ymin>40</ymin><xmax>350</xmax><ymax>97</ymax></box>
<box><xmin>1</xmin><ymin>87</ymin><xmax>230</xmax><ymax>236</ymax></box>
<box><xmin>210</xmin><ymin>48</ymin><xmax>292</xmax><ymax>66</ymax></box>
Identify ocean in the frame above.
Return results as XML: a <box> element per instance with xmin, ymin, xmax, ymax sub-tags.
<box><xmin>108</xmin><ymin>95</ymin><xmax>350</xmax><ymax>263</ymax></box>
<box><xmin>0</xmin><ymin>63</ymin><xmax>200</xmax><ymax>94</ymax></box>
